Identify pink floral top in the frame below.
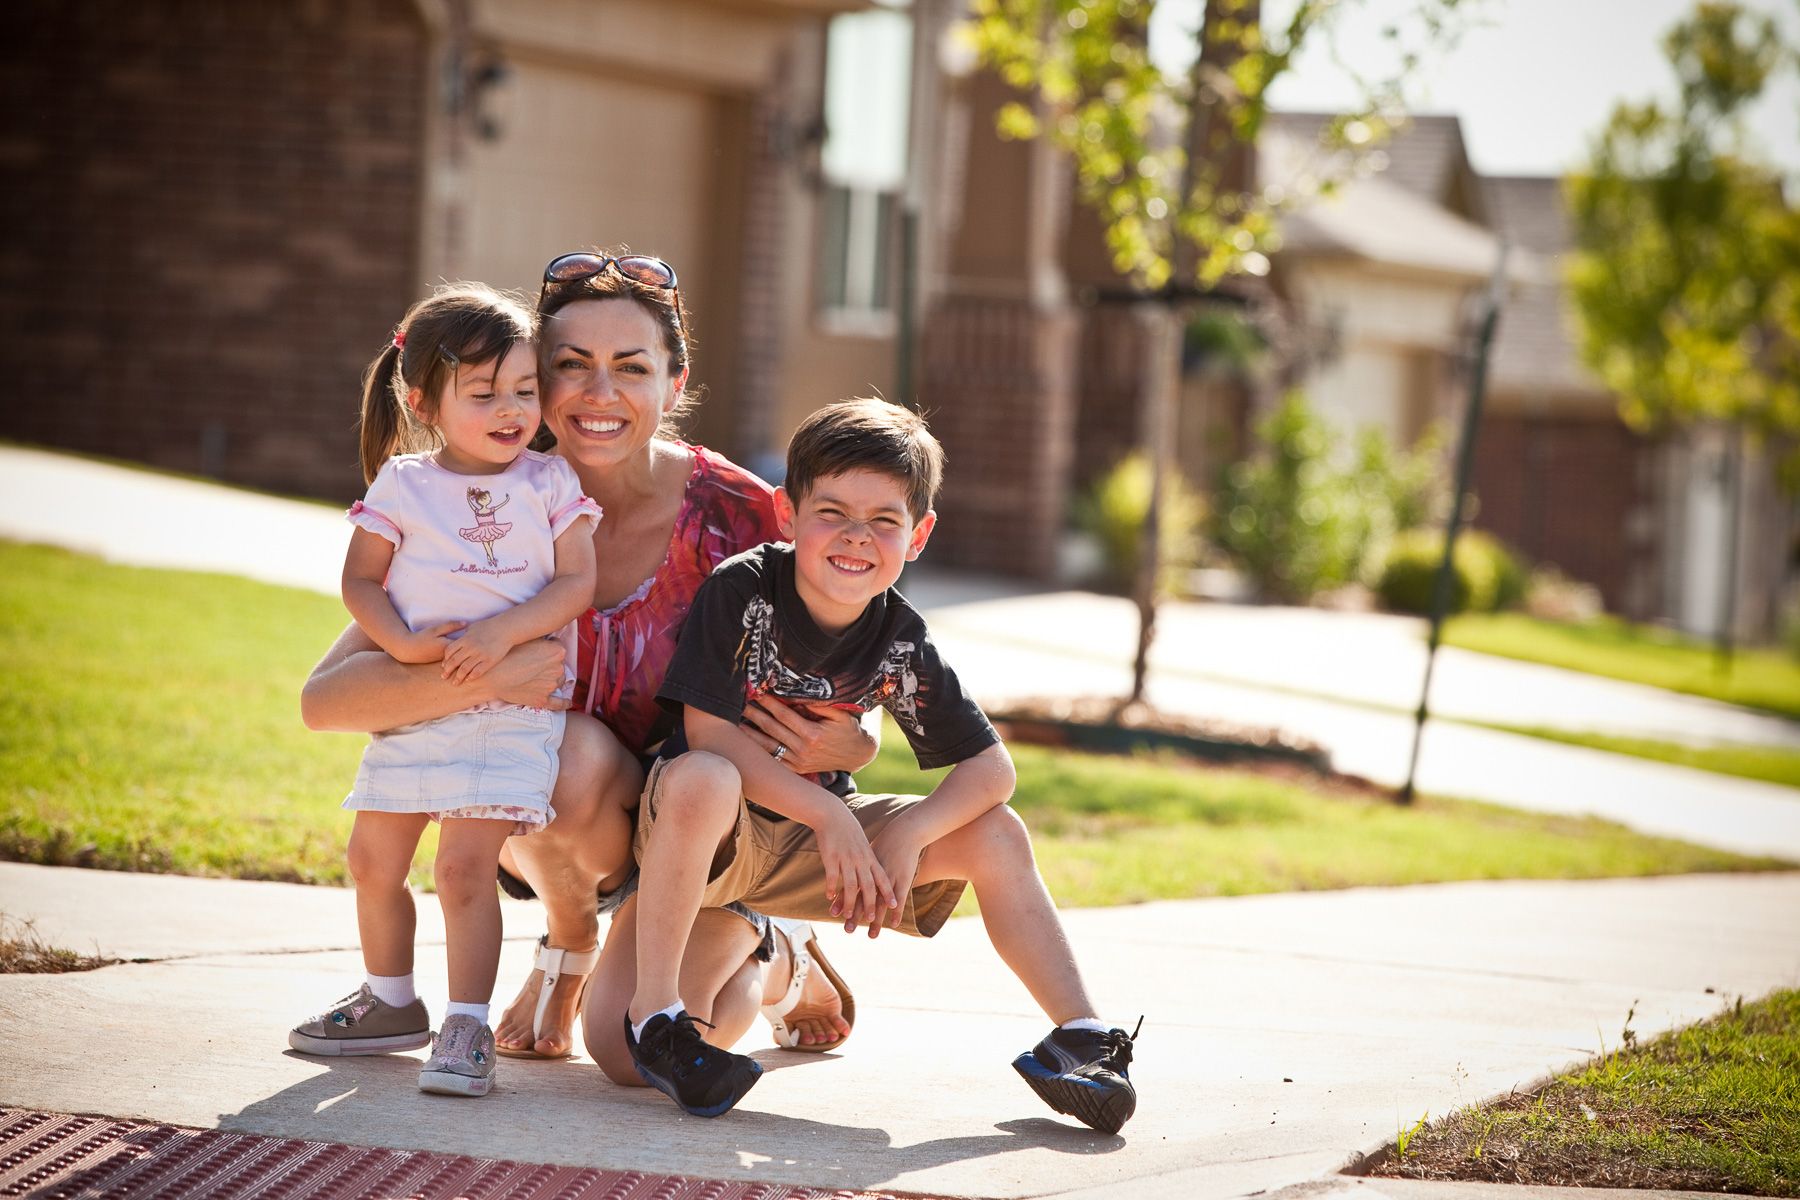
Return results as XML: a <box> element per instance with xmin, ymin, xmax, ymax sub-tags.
<box><xmin>572</xmin><ymin>443</ymin><xmax>781</xmax><ymax>755</ymax></box>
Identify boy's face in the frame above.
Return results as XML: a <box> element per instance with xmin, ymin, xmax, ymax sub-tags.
<box><xmin>774</xmin><ymin>468</ymin><xmax>935</xmax><ymax>636</ymax></box>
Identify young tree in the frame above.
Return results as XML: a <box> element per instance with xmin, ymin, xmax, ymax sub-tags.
<box><xmin>1567</xmin><ymin>1</ymin><xmax>1800</xmax><ymax>649</ymax></box>
<box><xmin>966</xmin><ymin>0</ymin><xmax>1477</xmax><ymax>704</ymax></box>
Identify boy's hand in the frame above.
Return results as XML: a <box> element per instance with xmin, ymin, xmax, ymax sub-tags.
<box><xmin>387</xmin><ymin>621</ymin><xmax>465</xmax><ymax>665</ymax></box>
<box><xmin>441</xmin><ymin>619</ymin><xmax>511</xmax><ymax>684</ymax></box>
<box><xmin>863</xmin><ymin>823</ymin><xmax>926</xmax><ymax>939</ymax></box>
<box><xmin>815</xmin><ymin>807</ymin><xmax>896</xmax><ymax>933</ymax></box>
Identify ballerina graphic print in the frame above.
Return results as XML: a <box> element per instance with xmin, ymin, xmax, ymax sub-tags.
<box><xmin>458</xmin><ymin>487</ymin><xmax>513</xmax><ymax>567</ymax></box>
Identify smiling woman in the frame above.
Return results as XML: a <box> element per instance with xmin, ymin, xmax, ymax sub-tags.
<box><xmin>299</xmin><ymin>250</ymin><xmax>871</xmax><ymax>1082</ymax></box>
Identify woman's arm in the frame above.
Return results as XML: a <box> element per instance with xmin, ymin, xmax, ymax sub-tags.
<box><xmin>301</xmin><ymin>622</ymin><xmax>569</xmax><ymax>733</ymax></box>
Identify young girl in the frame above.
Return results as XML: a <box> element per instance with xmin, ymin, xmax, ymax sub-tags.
<box><xmin>288</xmin><ymin>284</ymin><xmax>603</xmax><ymax>1098</ymax></box>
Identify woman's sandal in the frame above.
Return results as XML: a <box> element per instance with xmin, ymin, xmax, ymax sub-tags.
<box><xmin>495</xmin><ymin>935</ymin><xmax>600</xmax><ymax>1060</ymax></box>
<box><xmin>762</xmin><ymin>920</ymin><xmax>856</xmax><ymax>1053</ymax></box>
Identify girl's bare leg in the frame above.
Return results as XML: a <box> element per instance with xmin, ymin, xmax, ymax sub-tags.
<box><xmin>347</xmin><ymin>811</ymin><xmax>430</xmax><ymax>977</ymax></box>
<box><xmin>435</xmin><ymin>817</ymin><xmax>516</xmax><ymax>1005</ymax></box>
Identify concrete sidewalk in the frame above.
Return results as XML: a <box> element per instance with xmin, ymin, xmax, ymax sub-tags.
<box><xmin>3</xmin><ymin>863</ymin><xmax>1797</xmax><ymax>1199</ymax></box>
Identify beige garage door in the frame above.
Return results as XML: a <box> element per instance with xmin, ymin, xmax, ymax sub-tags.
<box><xmin>457</xmin><ymin>54</ymin><xmax>749</xmax><ymax>455</ymax></box>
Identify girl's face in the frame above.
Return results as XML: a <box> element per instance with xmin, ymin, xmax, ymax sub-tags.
<box><xmin>540</xmin><ymin>298</ymin><xmax>686</xmax><ymax>474</ymax></box>
<box><xmin>416</xmin><ymin>341</ymin><xmax>540</xmax><ymax>475</ymax></box>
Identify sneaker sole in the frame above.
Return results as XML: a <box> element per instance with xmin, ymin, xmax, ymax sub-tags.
<box><xmin>288</xmin><ymin>1029</ymin><xmax>432</xmax><ymax>1057</ymax></box>
<box><xmin>632</xmin><ymin>1060</ymin><xmax>762</xmax><ymax>1118</ymax></box>
<box><xmin>1012</xmin><ymin>1055</ymin><xmax>1135</xmax><ymax>1135</ymax></box>
<box><xmin>418</xmin><ymin>1069</ymin><xmax>494</xmax><ymax>1097</ymax></box>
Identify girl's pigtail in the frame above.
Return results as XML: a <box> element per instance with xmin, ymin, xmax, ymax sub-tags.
<box><xmin>357</xmin><ymin>341</ymin><xmax>405</xmax><ymax>485</ymax></box>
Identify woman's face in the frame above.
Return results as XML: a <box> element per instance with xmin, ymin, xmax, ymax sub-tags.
<box><xmin>540</xmin><ymin>298</ymin><xmax>686</xmax><ymax>473</ymax></box>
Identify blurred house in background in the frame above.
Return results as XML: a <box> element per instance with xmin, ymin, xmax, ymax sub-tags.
<box><xmin>4</xmin><ymin>0</ymin><xmax>1790</xmax><ymax>638</ymax></box>
<box><xmin>0</xmin><ymin>0</ymin><xmax>893</xmax><ymax>501</ymax></box>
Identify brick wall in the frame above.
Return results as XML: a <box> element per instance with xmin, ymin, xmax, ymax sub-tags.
<box><xmin>1071</xmin><ymin>306</ymin><xmax>1148</xmax><ymax>491</ymax></box>
<box><xmin>1472</xmin><ymin>408</ymin><xmax>1659</xmax><ymax>616</ymax></box>
<box><xmin>920</xmin><ymin>295</ymin><xmax>1076</xmax><ymax>578</ymax></box>
<box><xmin>0</xmin><ymin>1</ymin><xmax>429</xmax><ymax>502</ymax></box>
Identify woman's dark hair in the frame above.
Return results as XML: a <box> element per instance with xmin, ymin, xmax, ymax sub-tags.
<box><xmin>534</xmin><ymin>249</ymin><xmax>694</xmax><ymax>442</ymax></box>
<box><xmin>358</xmin><ymin>283</ymin><xmax>535</xmax><ymax>484</ymax></box>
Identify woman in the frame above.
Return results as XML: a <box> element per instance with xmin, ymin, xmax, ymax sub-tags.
<box><xmin>300</xmin><ymin>251</ymin><xmax>861</xmax><ymax>1080</ymax></box>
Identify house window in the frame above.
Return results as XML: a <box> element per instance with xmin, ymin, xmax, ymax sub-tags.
<box><xmin>818</xmin><ymin>183</ymin><xmax>897</xmax><ymax>315</ymax></box>
<box><xmin>818</xmin><ymin>6</ymin><xmax>910</xmax><ymax>331</ymax></box>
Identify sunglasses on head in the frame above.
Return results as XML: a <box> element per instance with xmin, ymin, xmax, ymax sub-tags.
<box><xmin>539</xmin><ymin>252</ymin><xmax>679</xmax><ymax>309</ymax></box>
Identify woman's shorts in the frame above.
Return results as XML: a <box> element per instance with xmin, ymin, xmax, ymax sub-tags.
<box><xmin>345</xmin><ymin>705</ymin><xmax>563</xmax><ymax>835</ymax></box>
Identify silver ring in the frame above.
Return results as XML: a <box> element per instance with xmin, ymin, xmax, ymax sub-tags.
<box><xmin>772</xmin><ymin>743</ymin><xmax>788</xmax><ymax>761</ymax></box>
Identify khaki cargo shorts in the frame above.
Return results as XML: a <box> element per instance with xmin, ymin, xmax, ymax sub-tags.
<box><xmin>632</xmin><ymin>756</ymin><xmax>967</xmax><ymax>937</ymax></box>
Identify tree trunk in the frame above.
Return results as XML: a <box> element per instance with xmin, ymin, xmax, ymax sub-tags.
<box><xmin>1130</xmin><ymin>304</ymin><xmax>1182</xmax><ymax>704</ymax></box>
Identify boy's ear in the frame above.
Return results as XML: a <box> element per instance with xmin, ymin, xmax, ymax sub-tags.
<box><xmin>772</xmin><ymin>485</ymin><xmax>798</xmax><ymax>541</ymax></box>
<box><xmin>905</xmin><ymin>510</ymin><xmax>936</xmax><ymax>561</ymax></box>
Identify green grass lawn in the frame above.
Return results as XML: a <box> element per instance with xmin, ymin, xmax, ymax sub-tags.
<box><xmin>1371</xmin><ymin>988</ymin><xmax>1800</xmax><ymax>1195</ymax></box>
<box><xmin>1445</xmin><ymin>612</ymin><xmax>1800</xmax><ymax>722</ymax></box>
<box><xmin>1</xmin><ymin>540</ymin><xmax>1787</xmax><ymax>903</ymax></box>
<box><xmin>1486</xmin><ymin>726</ymin><xmax>1800</xmax><ymax>791</ymax></box>
<box><xmin>0</xmin><ymin>540</ymin><xmax>402</xmax><ymax>885</ymax></box>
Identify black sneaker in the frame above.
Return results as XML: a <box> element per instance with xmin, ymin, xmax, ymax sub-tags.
<box><xmin>624</xmin><ymin>1010</ymin><xmax>762</xmax><ymax>1117</ymax></box>
<box><xmin>1012</xmin><ymin>1018</ymin><xmax>1141</xmax><ymax>1134</ymax></box>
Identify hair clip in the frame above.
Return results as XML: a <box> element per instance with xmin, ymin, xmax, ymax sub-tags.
<box><xmin>391</xmin><ymin>329</ymin><xmax>407</xmax><ymax>350</ymax></box>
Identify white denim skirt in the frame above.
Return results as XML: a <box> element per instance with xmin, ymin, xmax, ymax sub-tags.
<box><xmin>344</xmin><ymin>705</ymin><xmax>563</xmax><ymax>834</ymax></box>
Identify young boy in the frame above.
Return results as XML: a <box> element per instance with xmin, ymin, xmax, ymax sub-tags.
<box><xmin>624</xmin><ymin>398</ymin><xmax>1139</xmax><ymax>1132</ymax></box>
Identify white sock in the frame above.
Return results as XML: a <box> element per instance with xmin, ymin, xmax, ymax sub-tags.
<box><xmin>631</xmin><ymin>1003</ymin><xmax>684</xmax><ymax>1043</ymax></box>
<box><xmin>1060</xmin><ymin>1017</ymin><xmax>1110</xmax><ymax>1033</ymax></box>
<box><xmin>445</xmin><ymin>1001</ymin><xmax>490</xmax><ymax>1024</ymax></box>
<box><xmin>366</xmin><ymin>972</ymin><xmax>416</xmax><ymax>1007</ymax></box>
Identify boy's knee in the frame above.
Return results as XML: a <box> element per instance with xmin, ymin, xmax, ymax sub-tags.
<box><xmin>656</xmin><ymin>752</ymin><xmax>741</xmax><ymax>824</ymax></box>
<box><xmin>976</xmin><ymin>803</ymin><xmax>1030</xmax><ymax>845</ymax></box>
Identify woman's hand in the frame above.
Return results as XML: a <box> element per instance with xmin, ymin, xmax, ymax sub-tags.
<box><xmin>483</xmin><ymin>639</ymin><xmax>571</xmax><ymax>709</ymax></box>
<box><xmin>739</xmin><ymin>697</ymin><xmax>877</xmax><ymax>775</ymax></box>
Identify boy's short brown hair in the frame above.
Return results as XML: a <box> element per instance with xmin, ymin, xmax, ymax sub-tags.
<box><xmin>784</xmin><ymin>398</ymin><xmax>945</xmax><ymax>522</ymax></box>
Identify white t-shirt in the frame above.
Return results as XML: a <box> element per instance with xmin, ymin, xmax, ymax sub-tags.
<box><xmin>348</xmin><ymin>449</ymin><xmax>601</xmax><ymax>695</ymax></box>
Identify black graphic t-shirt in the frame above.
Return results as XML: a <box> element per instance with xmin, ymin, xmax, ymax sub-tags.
<box><xmin>657</xmin><ymin>543</ymin><xmax>1000</xmax><ymax>796</ymax></box>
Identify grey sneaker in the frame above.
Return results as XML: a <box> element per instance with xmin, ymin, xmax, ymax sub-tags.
<box><xmin>289</xmin><ymin>983</ymin><xmax>431</xmax><ymax>1056</ymax></box>
<box><xmin>418</xmin><ymin>1014</ymin><xmax>497</xmax><ymax>1097</ymax></box>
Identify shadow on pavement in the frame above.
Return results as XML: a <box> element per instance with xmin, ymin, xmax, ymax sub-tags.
<box><xmin>216</xmin><ymin>1050</ymin><xmax>1124</xmax><ymax>1193</ymax></box>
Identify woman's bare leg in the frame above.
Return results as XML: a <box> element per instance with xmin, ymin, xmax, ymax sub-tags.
<box><xmin>583</xmin><ymin>895</ymin><xmax>765</xmax><ymax>1085</ymax></box>
<box><xmin>759</xmin><ymin>922</ymin><xmax>853</xmax><ymax>1048</ymax></box>
<box><xmin>493</xmin><ymin>713</ymin><xmax>642</xmax><ymax>1056</ymax></box>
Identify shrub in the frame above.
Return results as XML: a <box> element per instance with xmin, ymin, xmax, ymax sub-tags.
<box><xmin>1072</xmin><ymin>453</ymin><xmax>1207</xmax><ymax>595</ymax></box>
<box><xmin>1525</xmin><ymin>565</ymin><xmax>1604</xmax><ymax>622</ymax></box>
<box><xmin>1208</xmin><ymin>392</ymin><xmax>1447</xmax><ymax>603</ymax></box>
<box><xmin>1377</xmin><ymin>528</ymin><xmax>1526</xmax><ymax>616</ymax></box>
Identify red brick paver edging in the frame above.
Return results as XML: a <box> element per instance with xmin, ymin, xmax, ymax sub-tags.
<box><xmin>0</xmin><ymin>1109</ymin><xmax>945</xmax><ymax>1200</ymax></box>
